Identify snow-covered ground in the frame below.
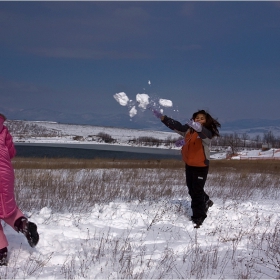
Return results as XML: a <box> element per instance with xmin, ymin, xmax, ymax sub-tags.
<box><xmin>5</xmin><ymin>199</ymin><xmax>280</xmax><ymax>279</ymax></box>
<box><xmin>3</xmin><ymin>168</ymin><xmax>280</xmax><ymax>279</ymax></box>
<box><xmin>1</xmin><ymin>120</ymin><xmax>279</xmax><ymax>278</ymax></box>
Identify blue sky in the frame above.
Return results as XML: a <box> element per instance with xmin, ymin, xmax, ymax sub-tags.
<box><xmin>1</xmin><ymin>1</ymin><xmax>280</xmax><ymax>124</ymax></box>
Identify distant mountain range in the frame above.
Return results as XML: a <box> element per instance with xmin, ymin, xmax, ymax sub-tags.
<box><xmin>221</xmin><ymin>119</ymin><xmax>280</xmax><ymax>137</ymax></box>
<box><xmin>1</xmin><ymin>106</ymin><xmax>280</xmax><ymax>137</ymax></box>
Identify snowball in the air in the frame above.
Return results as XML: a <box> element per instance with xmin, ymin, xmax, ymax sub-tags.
<box><xmin>136</xmin><ymin>93</ymin><xmax>150</xmax><ymax>109</ymax></box>
<box><xmin>113</xmin><ymin>92</ymin><xmax>129</xmax><ymax>106</ymax></box>
<box><xmin>129</xmin><ymin>106</ymin><xmax>137</xmax><ymax>118</ymax></box>
<box><xmin>159</xmin><ymin>99</ymin><xmax>173</xmax><ymax>107</ymax></box>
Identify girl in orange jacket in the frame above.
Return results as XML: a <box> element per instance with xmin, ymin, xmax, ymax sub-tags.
<box><xmin>153</xmin><ymin>109</ymin><xmax>221</xmax><ymax>228</ymax></box>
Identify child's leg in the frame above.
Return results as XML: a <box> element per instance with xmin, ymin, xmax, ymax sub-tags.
<box><xmin>186</xmin><ymin>165</ymin><xmax>209</xmax><ymax>221</ymax></box>
<box><xmin>5</xmin><ymin>208</ymin><xmax>39</xmax><ymax>248</ymax></box>
<box><xmin>0</xmin><ymin>209</ymin><xmax>24</xmax><ymax>249</ymax></box>
<box><xmin>0</xmin><ymin>222</ymin><xmax>8</xmax><ymax>249</ymax></box>
<box><xmin>3</xmin><ymin>208</ymin><xmax>25</xmax><ymax>230</ymax></box>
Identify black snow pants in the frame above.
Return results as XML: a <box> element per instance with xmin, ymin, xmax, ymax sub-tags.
<box><xmin>185</xmin><ymin>164</ymin><xmax>209</xmax><ymax>220</ymax></box>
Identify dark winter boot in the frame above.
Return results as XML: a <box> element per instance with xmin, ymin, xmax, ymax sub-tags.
<box><xmin>0</xmin><ymin>247</ymin><xmax>8</xmax><ymax>266</ymax></box>
<box><xmin>205</xmin><ymin>199</ymin><xmax>214</xmax><ymax>213</ymax></box>
<box><xmin>14</xmin><ymin>217</ymin><xmax>39</xmax><ymax>248</ymax></box>
<box><xmin>191</xmin><ymin>217</ymin><xmax>204</xmax><ymax>228</ymax></box>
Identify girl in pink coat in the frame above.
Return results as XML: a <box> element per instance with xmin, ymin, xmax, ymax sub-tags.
<box><xmin>0</xmin><ymin>113</ymin><xmax>39</xmax><ymax>266</ymax></box>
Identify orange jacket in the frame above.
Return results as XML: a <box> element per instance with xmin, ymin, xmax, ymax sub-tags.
<box><xmin>161</xmin><ymin>116</ymin><xmax>212</xmax><ymax>167</ymax></box>
<box><xmin>181</xmin><ymin>130</ymin><xmax>208</xmax><ymax>167</ymax></box>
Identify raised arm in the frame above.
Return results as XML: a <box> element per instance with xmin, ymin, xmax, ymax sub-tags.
<box><xmin>161</xmin><ymin>115</ymin><xmax>190</xmax><ymax>133</ymax></box>
<box><xmin>152</xmin><ymin>109</ymin><xmax>213</xmax><ymax>139</ymax></box>
<box><xmin>4</xmin><ymin>127</ymin><xmax>16</xmax><ymax>159</ymax></box>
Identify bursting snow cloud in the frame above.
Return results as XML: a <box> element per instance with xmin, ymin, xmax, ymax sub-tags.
<box><xmin>114</xmin><ymin>90</ymin><xmax>173</xmax><ymax>118</ymax></box>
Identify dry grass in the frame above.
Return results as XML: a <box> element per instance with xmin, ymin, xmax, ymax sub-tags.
<box><xmin>209</xmin><ymin>159</ymin><xmax>280</xmax><ymax>175</ymax></box>
<box><xmin>12</xmin><ymin>157</ymin><xmax>280</xmax><ymax>174</ymax></box>
<box><xmin>12</xmin><ymin>157</ymin><xmax>185</xmax><ymax>170</ymax></box>
<box><xmin>3</xmin><ymin>157</ymin><xmax>280</xmax><ymax>278</ymax></box>
<box><xmin>13</xmin><ymin>157</ymin><xmax>280</xmax><ymax>215</ymax></box>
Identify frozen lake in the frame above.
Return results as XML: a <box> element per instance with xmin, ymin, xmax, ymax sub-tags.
<box><xmin>15</xmin><ymin>143</ymin><xmax>182</xmax><ymax>160</ymax></box>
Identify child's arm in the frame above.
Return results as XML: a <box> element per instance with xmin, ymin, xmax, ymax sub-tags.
<box><xmin>198</xmin><ymin>127</ymin><xmax>212</xmax><ymax>139</ymax></box>
<box><xmin>162</xmin><ymin>116</ymin><xmax>212</xmax><ymax>139</ymax></box>
<box><xmin>161</xmin><ymin>115</ymin><xmax>190</xmax><ymax>132</ymax></box>
<box><xmin>185</xmin><ymin>119</ymin><xmax>213</xmax><ymax>139</ymax></box>
<box><xmin>4</xmin><ymin>127</ymin><xmax>16</xmax><ymax>159</ymax></box>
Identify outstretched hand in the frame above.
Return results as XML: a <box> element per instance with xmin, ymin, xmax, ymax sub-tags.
<box><xmin>152</xmin><ymin>109</ymin><xmax>163</xmax><ymax>119</ymax></box>
<box><xmin>186</xmin><ymin>119</ymin><xmax>202</xmax><ymax>132</ymax></box>
<box><xmin>175</xmin><ymin>139</ymin><xmax>185</xmax><ymax>147</ymax></box>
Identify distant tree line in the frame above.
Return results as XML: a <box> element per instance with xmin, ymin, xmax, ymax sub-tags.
<box><xmin>211</xmin><ymin>131</ymin><xmax>280</xmax><ymax>155</ymax></box>
<box><xmin>129</xmin><ymin>131</ymin><xmax>280</xmax><ymax>154</ymax></box>
<box><xmin>128</xmin><ymin>136</ymin><xmax>178</xmax><ymax>147</ymax></box>
<box><xmin>75</xmin><ymin>133</ymin><xmax>116</xmax><ymax>143</ymax></box>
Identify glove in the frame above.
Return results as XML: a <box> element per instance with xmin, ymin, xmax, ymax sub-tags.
<box><xmin>152</xmin><ymin>109</ymin><xmax>163</xmax><ymax>119</ymax></box>
<box><xmin>175</xmin><ymin>139</ymin><xmax>185</xmax><ymax>147</ymax></box>
<box><xmin>186</xmin><ymin>119</ymin><xmax>202</xmax><ymax>132</ymax></box>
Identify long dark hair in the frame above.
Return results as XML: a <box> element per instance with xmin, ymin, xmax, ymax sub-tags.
<box><xmin>192</xmin><ymin>110</ymin><xmax>221</xmax><ymax>137</ymax></box>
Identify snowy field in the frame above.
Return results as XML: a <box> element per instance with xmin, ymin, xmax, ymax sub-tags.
<box><xmin>1</xmin><ymin>164</ymin><xmax>280</xmax><ymax>279</ymax></box>
<box><xmin>2</xmin><ymin>118</ymin><xmax>280</xmax><ymax>278</ymax></box>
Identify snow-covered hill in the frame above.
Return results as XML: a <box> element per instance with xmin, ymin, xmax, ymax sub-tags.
<box><xmin>2</xmin><ymin>106</ymin><xmax>280</xmax><ymax>137</ymax></box>
<box><xmin>7</xmin><ymin>120</ymin><xmax>179</xmax><ymax>146</ymax></box>
<box><xmin>6</xmin><ymin>120</ymin><xmax>280</xmax><ymax>160</ymax></box>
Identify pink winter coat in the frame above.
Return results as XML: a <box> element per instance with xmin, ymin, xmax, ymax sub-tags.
<box><xmin>0</xmin><ymin>117</ymin><xmax>17</xmax><ymax>218</ymax></box>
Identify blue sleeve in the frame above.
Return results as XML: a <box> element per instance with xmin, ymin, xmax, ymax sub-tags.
<box><xmin>198</xmin><ymin>127</ymin><xmax>213</xmax><ymax>139</ymax></box>
<box><xmin>162</xmin><ymin>116</ymin><xmax>213</xmax><ymax>139</ymax></box>
<box><xmin>161</xmin><ymin>116</ymin><xmax>190</xmax><ymax>132</ymax></box>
